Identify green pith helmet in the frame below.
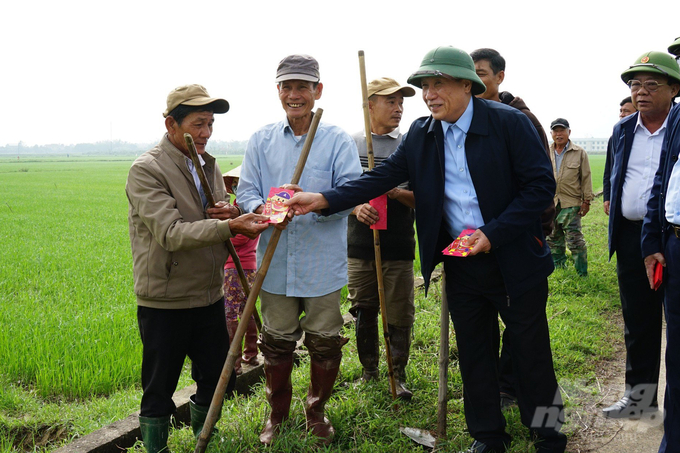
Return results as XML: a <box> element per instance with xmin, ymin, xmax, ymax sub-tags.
<box><xmin>621</xmin><ymin>51</ymin><xmax>680</xmax><ymax>86</ymax></box>
<box><xmin>407</xmin><ymin>46</ymin><xmax>486</xmax><ymax>95</ymax></box>
<box><xmin>669</xmin><ymin>37</ymin><xmax>680</xmax><ymax>57</ymax></box>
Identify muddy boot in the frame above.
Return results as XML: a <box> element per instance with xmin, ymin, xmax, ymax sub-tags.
<box><xmin>573</xmin><ymin>248</ymin><xmax>588</xmax><ymax>277</ymax></box>
<box><xmin>355</xmin><ymin>308</ymin><xmax>379</xmax><ymax>382</ymax></box>
<box><xmin>389</xmin><ymin>324</ymin><xmax>413</xmax><ymax>401</ymax></box>
<box><xmin>259</xmin><ymin>334</ymin><xmax>296</xmax><ymax>445</ymax></box>
<box><xmin>139</xmin><ymin>415</ymin><xmax>170</xmax><ymax>453</ymax></box>
<box><xmin>242</xmin><ymin>317</ymin><xmax>260</xmax><ymax>366</ymax></box>
<box><xmin>189</xmin><ymin>395</ymin><xmax>218</xmax><ymax>440</ymax></box>
<box><xmin>226</xmin><ymin>320</ymin><xmax>243</xmax><ymax>375</ymax></box>
<box><xmin>304</xmin><ymin>334</ymin><xmax>347</xmax><ymax>445</ymax></box>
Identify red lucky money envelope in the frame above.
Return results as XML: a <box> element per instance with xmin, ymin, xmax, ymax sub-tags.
<box><xmin>263</xmin><ymin>187</ymin><xmax>294</xmax><ymax>224</ymax></box>
<box><xmin>369</xmin><ymin>194</ymin><xmax>387</xmax><ymax>230</ymax></box>
<box><xmin>442</xmin><ymin>229</ymin><xmax>476</xmax><ymax>257</ymax></box>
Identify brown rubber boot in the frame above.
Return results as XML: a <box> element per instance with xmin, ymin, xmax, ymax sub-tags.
<box><xmin>304</xmin><ymin>334</ymin><xmax>347</xmax><ymax>445</ymax></box>
<box><xmin>226</xmin><ymin>320</ymin><xmax>243</xmax><ymax>375</ymax></box>
<box><xmin>259</xmin><ymin>335</ymin><xmax>296</xmax><ymax>445</ymax></box>
<box><xmin>242</xmin><ymin>317</ymin><xmax>260</xmax><ymax>366</ymax></box>
<box><xmin>389</xmin><ymin>324</ymin><xmax>413</xmax><ymax>401</ymax></box>
<box><xmin>355</xmin><ymin>308</ymin><xmax>379</xmax><ymax>382</ymax></box>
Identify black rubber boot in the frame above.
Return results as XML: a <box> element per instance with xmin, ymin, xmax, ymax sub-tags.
<box><xmin>389</xmin><ymin>324</ymin><xmax>413</xmax><ymax>401</ymax></box>
<box><xmin>355</xmin><ymin>308</ymin><xmax>380</xmax><ymax>381</ymax></box>
<box><xmin>138</xmin><ymin>415</ymin><xmax>170</xmax><ymax>453</ymax></box>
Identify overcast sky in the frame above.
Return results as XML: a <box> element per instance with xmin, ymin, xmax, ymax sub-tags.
<box><xmin>2</xmin><ymin>0</ymin><xmax>678</xmax><ymax>147</ymax></box>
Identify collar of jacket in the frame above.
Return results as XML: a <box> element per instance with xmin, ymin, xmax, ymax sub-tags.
<box><xmin>160</xmin><ymin>134</ymin><xmax>217</xmax><ymax>193</ymax></box>
<box><xmin>425</xmin><ymin>96</ymin><xmax>492</xmax><ymax>137</ymax></box>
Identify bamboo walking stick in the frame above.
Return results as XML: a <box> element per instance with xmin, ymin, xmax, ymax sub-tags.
<box><xmin>437</xmin><ymin>270</ymin><xmax>449</xmax><ymax>439</ymax></box>
<box><xmin>194</xmin><ymin>109</ymin><xmax>324</xmax><ymax>453</ymax></box>
<box><xmin>358</xmin><ymin>50</ymin><xmax>398</xmax><ymax>401</ymax></box>
<box><xmin>184</xmin><ymin>134</ymin><xmax>262</xmax><ymax>331</ymax></box>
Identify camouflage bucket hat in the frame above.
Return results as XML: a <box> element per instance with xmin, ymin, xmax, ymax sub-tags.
<box><xmin>407</xmin><ymin>46</ymin><xmax>486</xmax><ymax>95</ymax></box>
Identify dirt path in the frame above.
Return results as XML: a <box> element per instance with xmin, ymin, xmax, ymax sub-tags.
<box><xmin>568</xmin><ymin>321</ymin><xmax>666</xmax><ymax>453</ymax></box>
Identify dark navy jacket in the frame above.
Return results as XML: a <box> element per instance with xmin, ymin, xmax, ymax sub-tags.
<box><xmin>642</xmin><ymin>103</ymin><xmax>680</xmax><ymax>257</ymax></box>
<box><xmin>606</xmin><ymin>112</ymin><xmax>639</xmax><ymax>259</ymax></box>
<box><xmin>321</xmin><ymin>97</ymin><xmax>555</xmax><ymax>299</ymax></box>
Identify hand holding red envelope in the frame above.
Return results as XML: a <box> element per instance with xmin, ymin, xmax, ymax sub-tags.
<box><xmin>369</xmin><ymin>194</ymin><xmax>387</xmax><ymax>230</ymax></box>
<box><xmin>442</xmin><ymin>228</ymin><xmax>477</xmax><ymax>257</ymax></box>
<box><xmin>263</xmin><ymin>187</ymin><xmax>294</xmax><ymax>224</ymax></box>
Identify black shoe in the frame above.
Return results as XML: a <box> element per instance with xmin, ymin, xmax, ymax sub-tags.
<box><xmin>500</xmin><ymin>392</ymin><xmax>518</xmax><ymax>411</ymax></box>
<box><xmin>460</xmin><ymin>440</ymin><xmax>502</xmax><ymax>453</ymax></box>
<box><xmin>602</xmin><ymin>396</ymin><xmax>658</xmax><ymax>419</ymax></box>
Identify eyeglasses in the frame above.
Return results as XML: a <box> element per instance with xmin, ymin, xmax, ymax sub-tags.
<box><xmin>627</xmin><ymin>79</ymin><xmax>668</xmax><ymax>92</ymax></box>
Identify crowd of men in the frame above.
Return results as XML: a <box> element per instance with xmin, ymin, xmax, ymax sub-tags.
<box><xmin>125</xmin><ymin>37</ymin><xmax>680</xmax><ymax>453</ymax></box>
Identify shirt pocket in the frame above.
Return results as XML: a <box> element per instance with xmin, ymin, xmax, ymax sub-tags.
<box><xmin>302</xmin><ymin>167</ymin><xmax>333</xmax><ymax>192</ymax></box>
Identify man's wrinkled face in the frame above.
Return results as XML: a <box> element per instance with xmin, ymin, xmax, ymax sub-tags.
<box><xmin>277</xmin><ymin>80</ymin><xmax>323</xmax><ymax>122</ymax></box>
<box><xmin>630</xmin><ymin>73</ymin><xmax>679</xmax><ymax>117</ymax></box>
<box><xmin>420</xmin><ymin>76</ymin><xmax>472</xmax><ymax>123</ymax></box>
<box><xmin>369</xmin><ymin>92</ymin><xmax>405</xmax><ymax>131</ymax></box>
<box><xmin>167</xmin><ymin>111</ymin><xmax>214</xmax><ymax>155</ymax></box>
<box><xmin>551</xmin><ymin>126</ymin><xmax>570</xmax><ymax>147</ymax></box>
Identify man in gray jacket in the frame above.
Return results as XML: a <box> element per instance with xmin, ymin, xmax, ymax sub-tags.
<box><xmin>125</xmin><ymin>84</ymin><xmax>268</xmax><ymax>452</ymax></box>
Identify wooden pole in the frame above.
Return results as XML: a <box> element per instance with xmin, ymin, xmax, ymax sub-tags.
<box><xmin>437</xmin><ymin>270</ymin><xmax>449</xmax><ymax>439</ymax></box>
<box><xmin>193</xmin><ymin>109</ymin><xmax>324</xmax><ymax>453</ymax></box>
<box><xmin>358</xmin><ymin>50</ymin><xmax>398</xmax><ymax>402</ymax></box>
<box><xmin>184</xmin><ymin>134</ymin><xmax>262</xmax><ymax>331</ymax></box>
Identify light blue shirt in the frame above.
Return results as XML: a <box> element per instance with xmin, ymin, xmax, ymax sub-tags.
<box><xmin>554</xmin><ymin>141</ymin><xmax>568</xmax><ymax>174</ymax></box>
<box><xmin>441</xmin><ymin>98</ymin><xmax>485</xmax><ymax>238</ymax></box>
<box><xmin>186</xmin><ymin>154</ymin><xmax>207</xmax><ymax>208</ymax></box>
<box><xmin>238</xmin><ymin>117</ymin><xmax>362</xmax><ymax>297</ymax></box>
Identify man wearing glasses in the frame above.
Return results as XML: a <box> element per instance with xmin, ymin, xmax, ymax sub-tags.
<box><xmin>605</xmin><ymin>51</ymin><xmax>680</xmax><ymax>419</ymax></box>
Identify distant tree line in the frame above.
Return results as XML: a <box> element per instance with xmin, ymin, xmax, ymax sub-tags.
<box><xmin>0</xmin><ymin>140</ymin><xmax>248</xmax><ymax>156</ymax></box>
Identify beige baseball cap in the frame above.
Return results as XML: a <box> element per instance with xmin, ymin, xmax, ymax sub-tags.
<box><xmin>163</xmin><ymin>84</ymin><xmax>230</xmax><ymax>118</ymax></box>
<box><xmin>367</xmin><ymin>77</ymin><xmax>416</xmax><ymax>98</ymax></box>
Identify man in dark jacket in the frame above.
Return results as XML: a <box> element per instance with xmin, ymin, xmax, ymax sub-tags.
<box><xmin>286</xmin><ymin>46</ymin><xmax>565</xmax><ymax>453</ymax></box>
<box><xmin>471</xmin><ymin>47</ymin><xmax>555</xmax><ymax>410</ymax></box>
<box><xmin>604</xmin><ymin>52</ymin><xmax>680</xmax><ymax>420</ymax></box>
<box><xmin>642</xmin><ymin>36</ymin><xmax>680</xmax><ymax>453</ymax></box>
<box><xmin>603</xmin><ymin>96</ymin><xmax>637</xmax><ymax>216</ymax></box>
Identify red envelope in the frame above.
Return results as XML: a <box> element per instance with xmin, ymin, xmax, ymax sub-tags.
<box><xmin>369</xmin><ymin>194</ymin><xmax>387</xmax><ymax>230</ymax></box>
<box><xmin>442</xmin><ymin>229</ymin><xmax>477</xmax><ymax>257</ymax></box>
<box><xmin>653</xmin><ymin>261</ymin><xmax>663</xmax><ymax>291</ymax></box>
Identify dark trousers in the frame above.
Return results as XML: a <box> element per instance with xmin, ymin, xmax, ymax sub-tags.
<box><xmin>444</xmin><ymin>254</ymin><xmax>566</xmax><ymax>452</ymax></box>
<box><xmin>137</xmin><ymin>298</ymin><xmax>234</xmax><ymax>417</ymax></box>
<box><xmin>660</xmin><ymin>233</ymin><xmax>680</xmax><ymax>453</ymax></box>
<box><xmin>616</xmin><ymin>219</ymin><xmax>663</xmax><ymax>402</ymax></box>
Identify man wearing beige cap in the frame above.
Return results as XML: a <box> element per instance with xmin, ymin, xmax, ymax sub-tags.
<box><xmin>347</xmin><ymin>77</ymin><xmax>417</xmax><ymax>400</ymax></box>
<box><xmin>238</xmin><ymin>55</ymin><xmax>362</xmax><ymax>445</ymax></box>
<box><xmin>126</xmin><ymin>84</ymin><xmax>268</xmax><ymax>452</ymax></box>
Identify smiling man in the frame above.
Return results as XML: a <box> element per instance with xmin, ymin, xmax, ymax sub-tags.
<box><xmin>347</xmin><ymin>78</ymin><xmax>416</xmax><ymax>399</ymax></box>
<box><xmin>605</xmin><ymin>51</ymin><xmax>680</xmax><ymax>420</ymax></box>
<box><xmin>126</xmin><ymin>84</ymin><xmax>269</xmax><ymax>453</ymax></box>
<box><xmin>547</xmin><ymin>118</ymin><xmax>592</xmax><ymax>276</ymax></box>
<box><xmin>285</xmin><ymin>46</ymin><xmax>565</xmax><ymax>453</ymax></box>
<box><xmin>237</xmin><ymin>54</ymin><xmax>362</xmax><ymax>445</ymax></box>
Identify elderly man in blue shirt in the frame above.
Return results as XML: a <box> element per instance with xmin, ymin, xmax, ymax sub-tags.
<box><xmin>237</xmin><ymin>54</ymin><xmax>362</xmax><ymax>446</ymax></box>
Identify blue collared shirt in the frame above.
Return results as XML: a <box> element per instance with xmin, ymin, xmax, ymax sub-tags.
<box><xmin>238</xmin><ymin>116</ymin><xmax>362</xmax><ymax>297</ymax></box>
<box><xmin>441</xmin><ymin>98</ymin><xmax>485</xmax><ymax>238</ymax></box>
<box><xmin>554</xmin><ymin>141</ymin><xmax>568</xmax><ymax>174</ymax></box>
<box><xmin>186</xmin><ymin>154</ymin><xmax>207</xmax><ymax>208</ymax></box>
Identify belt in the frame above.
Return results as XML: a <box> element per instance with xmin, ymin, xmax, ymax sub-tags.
<box><xmin>671</xmin><ymin>224</ymin><xmax>680</xmax><ymax>239</ymax></box>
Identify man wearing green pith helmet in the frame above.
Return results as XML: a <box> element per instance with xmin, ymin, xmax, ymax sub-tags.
<box><xmin>285</xmin><ymin>46</ymin><xmax>565</xmax><ymax>453</ymax></box>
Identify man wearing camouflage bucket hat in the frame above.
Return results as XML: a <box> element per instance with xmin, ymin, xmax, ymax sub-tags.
<box><xmin>605</xmin><ymin>51</ymin><xmax>680</xmax><ymax>424</ymax></box>
<box><xmin>285</xmin><ymin>46</ymin><xmax>565</xmax><ymax>452</ymax></box>
<box><xmin>642</xmin><ymin>38</ymin><xmax>680</xmax><ymax>452</ymax></box>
